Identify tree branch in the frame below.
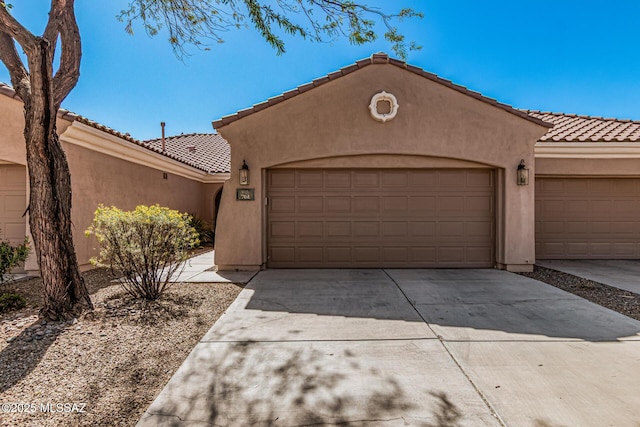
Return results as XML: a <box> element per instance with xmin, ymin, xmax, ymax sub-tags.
<box><xmin>0</xmin><ymin>32</ymin><xmax>29</xmax><ymax>98</ymax></box>
<box><xmin>51</xmin><ymin>0</ymin><xmax>81</xmax><ymax>107</ymax></box>
<box><xmin>0</xmin><ymin>2</ymin><xmax>37</xmax><ymax>52</ymax></box>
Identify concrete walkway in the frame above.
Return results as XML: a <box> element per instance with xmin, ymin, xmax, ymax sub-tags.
<box><xmin>138</xmin><ymin>269</ymin><xmax>640</xmax><ymax>427</ymax></box>
<box><xmin>169</xmin><ymin>250</ymin><xmax>256</xmax><ymax>284</ymax></box>
<box><xmin>538</xmin><ymin>259</ymin><xmax>640</xmax><ymax>294</ymax></box>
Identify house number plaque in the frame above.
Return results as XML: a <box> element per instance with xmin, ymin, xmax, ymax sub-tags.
<box><xmin>236</xmin><ymin>188</ymin><xmax>255</xmax><ymax>201</ymax></box>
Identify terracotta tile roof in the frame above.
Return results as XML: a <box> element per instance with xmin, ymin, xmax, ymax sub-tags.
<box><xmin>212</xmin><ymin>52</ymin><xmax>553</xmax><ymax>130</ymax></box>
<box><xmin>526</xmin><ymin>110</ymin><xmax>640</xmax><ymax>142</ymax></box>
<box><xmin>144</xmin><ymin>133</ymin><xmax>230</xmax><ymax>173</ymax></box>
<box><xmin>0</xmin><ymin>82</ymin><xmax>228</xmax><ymax>174</ymax></box>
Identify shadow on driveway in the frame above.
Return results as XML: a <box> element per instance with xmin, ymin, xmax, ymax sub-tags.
<box><xmin>239</xmin><ymin>269</ymin><xmax>640</xmax><ymax>342</ymax></box>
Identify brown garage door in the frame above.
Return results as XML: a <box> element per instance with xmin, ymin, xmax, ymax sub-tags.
<box><xmin>0</xmin><ymin>164</ymin><xmax>27</xmax><ymax>246</ymax></box>
<box><xmin>267</xmin><ymin>169</ymin><xmax>495</xmax><ymax>268</ymax></box>
<box><xmin>536</xmin><ymin>178</ymin><xmax>640</xmax><ymax>259</ymax></box>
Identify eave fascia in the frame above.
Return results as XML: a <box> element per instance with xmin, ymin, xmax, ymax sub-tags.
<box><xmin>202</xmin><ymin>173</ymin><xmax>231</xmax><ymax>184</ymax></box>
<box><xmin>61</xmin><ymin>121</ymin><xmax>221</xmax><ymax>183</ymax></box>
<box><xmin>535</xmin><ymin>142</ymin><xmax>640</xmax><ymax>158</ymax></box>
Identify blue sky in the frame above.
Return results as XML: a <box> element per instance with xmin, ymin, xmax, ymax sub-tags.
<box><xmin>2</xmin><ymin>1</ymin><xmax>640</xmax><ymax>140</ymax></box>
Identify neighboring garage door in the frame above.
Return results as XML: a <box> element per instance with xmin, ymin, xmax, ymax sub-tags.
<box><xmin>0</xmin><ymin>164</ymin><xmax>27</xmax><ymax>246</ymax></box>
<box><xmin>267</xmin><ymin>169</ymin><xmax>495</xmax><ymax>268</ymax></box>
<box><xmin>536</xmin><ymin>178</ymin><xmax>640</xmax><ymax>259</ymax></box>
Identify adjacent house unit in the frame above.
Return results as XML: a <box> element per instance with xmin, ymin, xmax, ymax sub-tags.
<box><xmin>0</xmin><ymin>83</ymin><xmax>230</xmax><ymax>274</ymax></box>
<box><xmin>2</xmin><ymin>53</ymin><xmax>640</xmax><ymax>275</ymax></box>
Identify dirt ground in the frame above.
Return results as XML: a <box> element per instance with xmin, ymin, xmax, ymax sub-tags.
<box><xmin>0</xmin><ymin>268</ymin><xmax>242</xmax><ymax>427</ymax></box>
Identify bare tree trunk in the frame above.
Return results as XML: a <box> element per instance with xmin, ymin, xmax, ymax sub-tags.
<box><xmin>23</xmin><ymin>38</ymin><xmax>92</xmax><ymax>320</ymax></box>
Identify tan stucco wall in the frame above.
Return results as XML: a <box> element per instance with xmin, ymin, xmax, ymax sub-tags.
<box><xmin>63</xmin><ymin>142</ymin><xmax>212</xmax><ymax>267</ymax></box>
<box><xmin>215</xmin><ymin>63</ymin><xmax>549</xmax><ymax>271</ymax></box>
<box><xmin>536</xmin><ymin>157</ymin><xmax>640</xmax><ymax>176</ymax></box>
<box><xmin>0</xmin><ymin>96</ymin><xmax>72</xmax><ymax>165</ymax></box>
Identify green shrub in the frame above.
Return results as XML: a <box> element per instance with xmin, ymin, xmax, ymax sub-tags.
<box><xmin>85</xmin><ymin>204</ymin><xmax>199</xmax><ymax>300</ymax></box>
<box><xmin>0</xmin><ymin>293</ymin><xmax>26</xmax><ymax>313</ymax></box>
<box><xmin>188</xmin><ymin>213</ymin><xmax>215</xmax><ymax>246</ymax></box>
<box><xmin>0</xmin><ymin>237</ymin><xmax>30</xmax><ymax>284</ymax></box>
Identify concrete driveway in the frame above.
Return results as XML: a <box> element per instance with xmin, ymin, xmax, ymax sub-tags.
<box><xmin>538</xmin><ymin>259</ymin><xmax>640</xmax><ymax>294</ymax></box>
<box><xmin>138</xmin><ymin>269</ymin><xmax>640</xmax><ymax>427</ymax></box>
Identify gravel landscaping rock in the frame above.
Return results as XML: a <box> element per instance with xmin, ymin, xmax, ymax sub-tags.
<box><xmin>520</xmin><ymin>265</ymin><xmax>640</xmax><ymax>321</ymax></box>
<box><xmin>0</xmin><ymin>267</ymin><xmax>242</xmax><ymax>427</ymax></box>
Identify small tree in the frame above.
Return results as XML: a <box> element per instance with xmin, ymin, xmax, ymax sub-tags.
<box><xmin>0</xmin><ymin>236</ymin><xmax>29</xmax><ymax>284</ymax></box>
<box><xmin>86</xmin><ymin>204</ymin><xmax>199</xmax><ymax>300</ymax></box>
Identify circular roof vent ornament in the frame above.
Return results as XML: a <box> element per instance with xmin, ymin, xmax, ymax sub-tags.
<box><xmin>369</xmin><ymin>91</ymin><xmax>399</xmax><ymax>123</ymax></box>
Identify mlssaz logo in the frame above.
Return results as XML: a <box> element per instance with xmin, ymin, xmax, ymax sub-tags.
<box><xmin>40</xmin><ymin>403</ymin><xmax>87</xmax><ymax>413</ymax></box>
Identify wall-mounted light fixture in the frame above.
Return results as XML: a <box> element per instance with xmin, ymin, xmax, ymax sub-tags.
<box><xmin>239</xmin><ymin>160</ymin><xmax>250</xmax><ymax>185</ymax></box>
<box><xmin>517</xmin><ymin>159</ymin><xmax>529</xmax><ymax>186</ymax></box>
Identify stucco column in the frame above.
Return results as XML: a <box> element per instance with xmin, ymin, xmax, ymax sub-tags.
<box><xmin>496</xmin><ymin>158</ymin><xmax>536</xmax><ymax>272</ymax></box>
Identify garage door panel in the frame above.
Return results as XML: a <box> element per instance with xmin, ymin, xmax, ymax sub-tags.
<box><xmin>409</xmin><ymin>196</ymin><xmax>436</xmax><ymax>212</ymax></box>
<box><xmin>612</xmin><ymin>200</ymin><xmax>636</xmax><ymax>212</ymax></box>
<box><xmin>298</xmin><ymin>197</ymin><xmax>323</xmax><ymax>212</ymax></box>
<box><xmin>382</xmin><ymin>196</ymin><xmax>408</xmax><ymax>213</ymax></box>
<box><xmin>269</xmin><ymin>170</ymin><xmax>295</xmax><ymax>188</ymax></box>
<box><xmin>354</xmin><ymin>196</ymin><xmax>379</xmax><ymax>212</ymax></box>
<box><xmin>326</xmin><ymin>196</ymin><xmax>351</xmax><ymax>212</ymax></box>
<box><xmin>382</xmin><ymin>222</ymin><xmax>408</xmax><ymax>237</ymax></box>
<box><xmin>354</xmin><ymin>171</ymin><xmax>379</xmax><ymax>187</ymax></box>
<box><xmin>566</xmin><ymin>243</ymin><xmax>588</xmax><ymax>256</ymax></box>
<box><xmin>565</xmin><ymin>200</ymin><xmax>588</xmax><ymax>214</ymax></box>
<box><xmin>567</xmin><ymin>221</ymin><xmax>588</xmax><ymax>234</ymax></box>
<box><xmin>467</xmin><ymin>246</ymin><xmax>493</xmax><ymax>263</ymax></box>
<box><xmin>325</xmin><ymin>171</ymin><xmax>351</xmax><ymax>187</ymax></box>
<box><xmin>297</xmin><ymin>170</ymin><xmax>323</xmax><ymax>188</ymax></box>
<box><xmin>439</xmin><ymin>196</ymin><xmax>465</xmax><ymax>212</ymax></box>
<box><xmin>541</xmin><ymin>199</ymin><xmax>565</xmax><ymax>214</ymax></box>
<box><xmin>270</xmin><ymin>196</ymin><xmax>295</xmax><ymax>213</ymax></box>
<box><xmin>536</xmin><ymin>177</ymin><xmax>640</xmax><ymax>259</ymax></box>
<box><xmin>613</xmin><ymin>243</ymin><xmax>636</xmax><ymax>256</ymax></box>
<box><xmin>0</xmin><ymin>165</ymin><xmax>26</xmax><ymax>246</ymax></box>
<box><xmin>383</xmin><ymin>247</ymin><xmax>408</xmax><ymax>263</ymax></box>
<box><xmin>409</xmin><ymin>171</ymin><xmax>437</xmax><ymax>187</ymax></box>
<box><xmin>268</xmin><ymin>169</ymin><xmax>494</xmax><ymax>268</ymax></box>
<box><xmin>382</xmin><ymin>171</ymin><xmax>408</xmax><ymax>187</ymax></box>
<box><xmin>270</xmin><ymin>247</ymin><xmax>295</xmax><ymax>264</ymax></box>
<box><xmin>565</xmin><ymin>180</ymin><xmax>589</xmax><ymax>192</ymax></box>
<box><xmin>467</xmin><ymin>170</ymin><xmax>494</xmax><ymax>187</ymax></box>
<box><xmin>411</xmin><ymin>221</ymin><xmax>436</xmax><ymax>237</ymax></box>
<box><xmin>610</xmin><ymin>222</ymin><xmax>634</xmax><ymax>233</ymax></box>
<box><xmin>3</xmin><ymin>223</ymin><xmax>25</xmax><ymax>242</ymax></box>
<box><xmin>410</xmin><ymin>247</ymin><xmax>437</xmax><ymax>262</ymax></box>
<box><xmin>270</xmin><ymin>221</ymin><xmax>295</xmax><ymax>238</ymax></box>
<box><xmin>439</xmin><ymin>247</ymin><xmax>465</xmax><ymax>263</ymax></box>
<box><xmin>298</xmin><ymin>247</ymin><xmax>323</xmax><ymax>262</ymax></box>
<box><xmin>466</xmin><ymin>196</ymin><xmax>493</xmax><ymax>213</ymax></box>
<box><xmin>327</xmin><ymin>247</ymin><xmax>352</xmax><ymax>263</ymax></box>
<box><xmin>354</xmin><ymin>247</ymin><xmax>380</xmax><ymax>262</ymax></box>
<box><xmin>467</xmin><ymin>221</ymin><xmax>493</xmax><ymax>237</ymax></box>
<box><xmin>438</xmin><ymin>222</ymin><xmax>464</xmax><ymax>237</ymax></box>
<box><xmin>354</xmin><ymin>222</ymin><xmax>380</xmax><ymax>237</ymax></box>
<box><xmin>326</xmin><ymin>222</ymin><xmax>351</xmax><ymax>237</ymax></box>
<box><xmin>590</xmin><ymin>222</ymin><xmax>611</xmax><ymax>234</ymax></box>
<box><xmin>298</xmin><ymin>222</ymin><xmax>323</xmax><ymax>238</ymax></box>
<box><xmin>438</xmin><ymin>171</ymin><xmax>467</xmax><ymax>187</ymax></box>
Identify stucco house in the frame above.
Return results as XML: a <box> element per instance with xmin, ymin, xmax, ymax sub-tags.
<box><xmin>211</xmin><ymin>53</ymin><xmax>640</xmax><ymax>272</ymax></box>
<box><xmin>0</xmin><ymin>82</ymin><xmax>230</xmax><ymax>274</ymax></box>
<box><xmin>3</xmin><ymin>53</ymin><xmax>640</xmax><ymax>275</ymax></box>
